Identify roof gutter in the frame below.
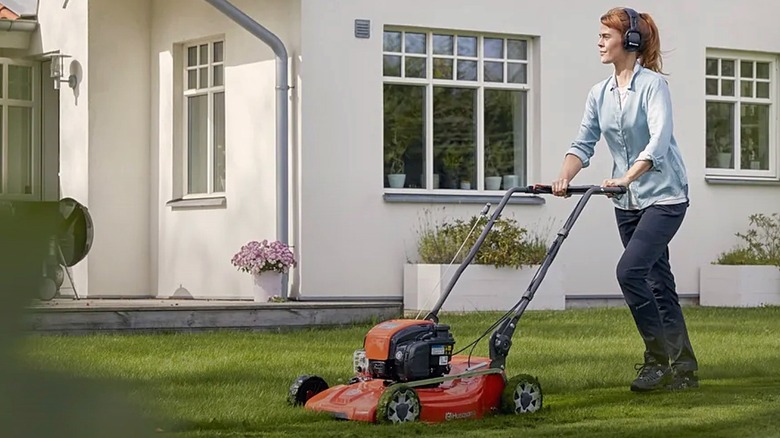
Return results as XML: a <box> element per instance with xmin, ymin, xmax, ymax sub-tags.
<box><xmin>203</xmin><ymin>0</ymin><xmax>292</xmax><ymax>299</ymax></box>
<box><xmin>0</xmin><ymin>18</ymin><xmax>37</xmax><ymax>31</ymax></box>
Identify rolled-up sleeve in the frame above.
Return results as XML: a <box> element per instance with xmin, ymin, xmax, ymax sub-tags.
<box><xmin>566</xmin><ymin>87</ymin><xmax>600</xmax><ymax>168</ymax></box>
<box><xmin>638</xmin><ymin>77</ymin><xmax>674</xmax><ymax>168</ymax></box>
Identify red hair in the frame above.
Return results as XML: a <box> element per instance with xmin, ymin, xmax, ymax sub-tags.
<box><xmin>600</xmin><ymin>7</ymin><xmax>665</xmax><ymax>74</ymax></box>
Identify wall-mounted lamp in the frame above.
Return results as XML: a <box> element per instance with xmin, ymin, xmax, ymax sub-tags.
<box><xmin>44</xmin><ymin>52</ymin><xmax>77</xmax><ymax>90</ymax></box>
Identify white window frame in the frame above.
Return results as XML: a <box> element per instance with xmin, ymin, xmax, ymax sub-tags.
<box><xmin>181</xmin><ymin>37</ymin><xmax>225</xmax><ymax>197</ymax></box>
<box><xmin>382</xmin><ymin>28</ymin><xmax>534</xmax><ymax>194</ymax></box>
<box><xmin>0</xmin><ymin>58</ymin><xmax>41</xmax><ymax>201</ymax></box>
<box><xmin>705</xmin><ymin>49</ymin><xmax>778</xmax><ymax>181</ymax></box>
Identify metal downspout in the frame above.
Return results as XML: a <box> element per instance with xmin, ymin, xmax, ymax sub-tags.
<box><xmin>204</xmin><ymin>0</ymin><xmax>292</xmax><ymax>299</ymax></box>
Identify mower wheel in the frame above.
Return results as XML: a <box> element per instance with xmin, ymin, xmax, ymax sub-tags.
<box><xmin>376</xmin><ymin>384</ymin><xmax>420</xmax><ymax>424</ymax></box>
<box><xmin>501</xmin><ymin>373</ymin><xmax>543</xmax><ymax>414</ymax></box>
<box><xmin>287</xmin><ymin>375</ymin><xmax>328</xmax><ymax>406</ymax></box>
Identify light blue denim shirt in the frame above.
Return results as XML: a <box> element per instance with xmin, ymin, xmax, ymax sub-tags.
<box><xmin>566</xmin><ymin>62</ymin><xmax>689</xmax><ymax>210</ymax></box>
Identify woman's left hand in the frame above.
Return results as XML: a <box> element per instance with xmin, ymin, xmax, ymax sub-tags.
<box><xmin>602</xmin><ymin>177</ymin><xmax>630</xmax><ymax>188</ymax></box>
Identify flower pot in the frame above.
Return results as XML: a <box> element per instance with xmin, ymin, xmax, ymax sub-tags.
<box><xmin>485</xmin><ymin>176</ymin><xmax>502</xmax><ymax>190</ymax></box>
<box><xmin>387</xmin><ymin>174</ymin><xmax>406</xmax><ymax>188</ymax></box>
<box><xmin>503</xmin><ymin>174</ymin><xmax>520</xmax><ymax>189</ymax></box>
<box><xmin>403</xmin><ymin>264</ymin><xmax>565</xmax><ymax>312</ymax></box>
<box><xmin>252</xmin><ymin>272</ymin><xmax>282</xmax><ymax>302</ymax></box>
<box><xmin>716</xmin><ymin>152</ymin><xmax>732</xmax><ymax>168</ymax></box>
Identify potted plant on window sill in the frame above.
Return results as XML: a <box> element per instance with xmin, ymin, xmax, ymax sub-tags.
<box><xmin>484</xmin><ymin>151</ymin><xmax>502</xmax><ymax>190</ymax></box>
<box><xmin>231</xmin><ymin>239</ymin><xmax>297</xmax><ymax>302</ymax></box>
<box><xmin>385</xmin><ymin>130</ymin><xmax>408</xmax><ymax>188</ymax></box>
<box><xmin>699</xmin><ymin>213</ymin><xmax>780</xmax><ymax>307</ymax></box>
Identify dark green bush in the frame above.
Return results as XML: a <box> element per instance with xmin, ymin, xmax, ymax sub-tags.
<box><xmin>413</xmin><ymin>211</ymin><xmax>548</xmax><ymax>268</ymax></box>
<box><xmin>715</xmin><ymin>213</ymin><xmax>780</xmax><ymax>267</ymax></box>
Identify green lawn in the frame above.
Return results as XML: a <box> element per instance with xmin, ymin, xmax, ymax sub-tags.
<box><xmin>13</xmin><ymin>306</ymin><xmax>780</xmax><ymax>437</ymax></box>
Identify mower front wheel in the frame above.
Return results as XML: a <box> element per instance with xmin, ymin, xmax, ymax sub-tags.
<box><xmin>376</xmin><ymin>385</ymin><xmax>420</xmax><ymax>424</ymax></box>
<box><xmin>501</xmin><ymin>373</ymin><xmax>543</xmax><ymax>414</ymax></box>
<box><xmin>288</xmin><ymin>375</ymin><xmax>329</xmax><ymax>406</ymax></box>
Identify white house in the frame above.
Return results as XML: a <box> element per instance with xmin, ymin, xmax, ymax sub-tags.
<box><xmin>3</xmin><ymin>0</ymin><xmax>778</xmax><ymax>307</ymax></box>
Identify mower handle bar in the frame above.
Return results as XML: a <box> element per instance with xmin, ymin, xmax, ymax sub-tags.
<box><xmin>423</xmin><ymin>183</ymin><xmax>628</xmax><ymax>368</ymax></box>
<box><xmin>526</xmin><ymin>184</ymin><xmax>626</xmax><ymax>195</ymax></box>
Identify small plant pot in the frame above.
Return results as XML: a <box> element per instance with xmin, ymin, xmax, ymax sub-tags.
<box><xmin>387</xmin><ymin>174</ymin><xmax>406</xmax><ymax>188</ymax></box>
<box><xmin>485</xmin><ymin>176</ymin><xmax>502</xmax><ymax>190</ymax></box>
<box><xmin>503</xmin><ymin>175</ymin><xmax>519</xmax><ymax>190</ymax></box>
<box><xmin>716</xmin><ymin>152</ymin><xmax>732</xmax><ymax>168</ymax></box>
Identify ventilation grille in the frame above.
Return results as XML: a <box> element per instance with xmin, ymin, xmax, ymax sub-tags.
<box><xmin>354</xmin><ymin>19</ymin><xmax>370</xmax><ymax>39</ymax></box>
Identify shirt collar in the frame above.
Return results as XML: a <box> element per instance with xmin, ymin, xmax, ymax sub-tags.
<box><xmin>609</xmin><ymin>61</ymin><xmax>643</xmax><ymax>91</ymax></box>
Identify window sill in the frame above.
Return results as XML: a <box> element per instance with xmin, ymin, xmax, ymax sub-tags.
<box><xmin>704</xmin><ymin>175</ymin><xmax>780</xmax><ymax>185</ymax></box>
<box><xmin>166</xmin><ymin>196</ymin><xmax>227</xmax><ymax>209</ymax></box>
<box><xmin>383</xmin><ymin>191</ymin><xmax>545</xmax><ymax>205</ymax></box>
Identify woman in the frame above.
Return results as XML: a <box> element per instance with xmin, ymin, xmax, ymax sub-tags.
<box><xmin>552</xmin><ymin>7</ymin><xmax>698</xmax><ymax>392</ymax></box>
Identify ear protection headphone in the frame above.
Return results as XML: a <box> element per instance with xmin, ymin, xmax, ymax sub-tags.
<box><xmin>623</xmin><ymin>8</ymin><xmax>642</xmax><ymax>52</ymax></box>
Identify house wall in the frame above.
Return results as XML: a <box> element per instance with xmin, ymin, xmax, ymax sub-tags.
<box><xmin>85</xmin><ymin>0</ymin><xmax>152</xmax><ymax>296</ymax></box>
<box><xmin>150</xmin><ymin>0</ymin><xmax>301</xmax><ymax>299</ymax></box>
<box><xmin>296</xmin><ymin>0</ymin><xmax>780</xmax><ymax>300</ymax></box>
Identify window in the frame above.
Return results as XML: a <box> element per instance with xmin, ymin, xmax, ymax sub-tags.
<box><xmin>183</xmin><ymin>39</ymin><xmax>225</xmax><ymax>195</ymax></box>
<box><xmin>1</xmin><ymin>59</ymin><xmax>39</xmax><ymax>199</ymax></box>
<box><xmin>705</xmin><ymin>50</ymin><xmax>777</xmax><ymax>179</ymax></box>
<box><xmin>383</xmin><ymin>29</ymin><xmax>531</xmax><ymax>191</ymax></box>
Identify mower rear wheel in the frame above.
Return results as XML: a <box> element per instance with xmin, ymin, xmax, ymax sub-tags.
<box><xmin>501</xmin><ymin>373</ymin><xmax>543</xmax><ymax>414</ymax></box>
<box><xmin>376</xmin><ymin>385</ymin><xmax>420</xmax><ymax>424</ymax></box>
<box><xmin>287</xmin><ymin>375</ymin><xmax>328</xmax><ymax>406</ymax></box>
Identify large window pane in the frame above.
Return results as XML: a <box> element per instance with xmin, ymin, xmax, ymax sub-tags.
<box><xmin>187</xmin><ymin>95</ymin><xmax>208</xmax><ymax>194</ymax></box>
<box><xmin>740</xmin><ymin>104</ymin><xmax>770</xmax><ymax>170</ymax></box>
<box><xmin>383</xmin><ymin>84</ymin><xmax>425</xmax><ymax>188</ymax></box>
<box><xmin>7</xmin><ymin>106</ymin><xmax>33</xmax><ymax>194</ymax></box>
<box><xmin>485</xmin><ymin>90</ymin><xmax>527</xmax><ymax>189</ymax></box>
<box><xmin>705</xmin><ymin>102</ymin><xmax>735</xmax><ymax>169</ymax></box>
<box><xmin>433</xmin><ymin>87</ymin><xmax>477</xmax><ymax>190</ymax></box>
<box><xmin>9</xmin><ymin>65</ymin><xmax>32</xmax><ymax>101</ymax></box>
<box><xmin>213</xmin><ymin>92</ymin><xmax>226</xmax><ymax>192</ymax></box>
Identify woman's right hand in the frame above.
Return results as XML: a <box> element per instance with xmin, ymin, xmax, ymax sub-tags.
<box><xmin>552</xmin><ymin>178</ymin><xmax>570</xmax><ymax>197</ymax></box>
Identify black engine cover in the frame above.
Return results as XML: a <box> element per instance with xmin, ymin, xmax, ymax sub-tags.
<box><xmin>369</xmin><ymin>323</ymin><xmax>455</xmax><ymax>382</ymax></box>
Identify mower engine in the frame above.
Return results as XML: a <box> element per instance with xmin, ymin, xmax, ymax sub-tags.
<box><xmin>353</xmin><ymin>319</ymin><xmax>455</xmax><ymax>383</ymax></box>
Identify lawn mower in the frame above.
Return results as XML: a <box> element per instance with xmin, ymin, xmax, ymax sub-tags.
<box><xmin>288</xmin><ymin>184</ymin><xmax>625</xmax><ymax>424</ymax></box>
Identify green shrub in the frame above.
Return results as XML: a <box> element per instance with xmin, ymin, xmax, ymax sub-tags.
<box><xmin>715</xmin><ymin>213</ymin><xmax>780</xmax><ymax>267</ymax></box>
<box><xmin>413</xmin><ymin>210</ymin><xmax>548</xmax><ymax>268</ymax></box>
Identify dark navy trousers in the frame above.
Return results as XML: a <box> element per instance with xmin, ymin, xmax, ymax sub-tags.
<box><xmin>614</xmin><ymin>202</ymin><xmax>698</xmax><ymax>372</ymax></box>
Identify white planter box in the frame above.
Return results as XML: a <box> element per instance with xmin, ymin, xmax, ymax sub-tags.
<box><xmin>699</xmin><ymin>264</ymin><xmax>780</xmax><ymax>307</ymax></box>
<box><xmin>403</xmin><ymin>263</ymin><xmax>565</xmax><ymax>313</ymax></box>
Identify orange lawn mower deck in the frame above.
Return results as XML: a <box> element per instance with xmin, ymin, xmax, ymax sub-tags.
<box><xmin>287</xmin><ymin>185</ymin><xmax>625</xmax><ymax>424</ymax></box>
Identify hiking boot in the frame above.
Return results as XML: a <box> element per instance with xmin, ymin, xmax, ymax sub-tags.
<box><xmin>630</xmin><ymin>363</ymin><xmax>672</xmax><ymax>392</ymax></box>
<box><xmin>667</xmin><ymin>370</ymin><xmax>699</xmax><ymax>391</ymax></box>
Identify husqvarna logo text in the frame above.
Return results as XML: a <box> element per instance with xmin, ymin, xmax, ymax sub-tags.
<box><xmin>445</xmin><ymin>411</ymin><xmax>476</xmax><ymax>421</ymax></box>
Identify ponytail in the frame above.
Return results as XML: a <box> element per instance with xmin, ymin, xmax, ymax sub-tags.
<box><xmin>637</xmin><ymin>12</ymin><xmax>665</xmax><ymax>74</ymax></box>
